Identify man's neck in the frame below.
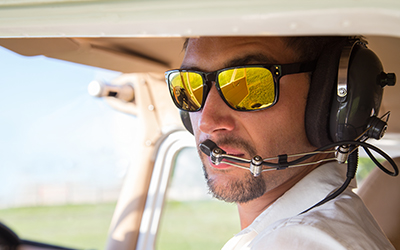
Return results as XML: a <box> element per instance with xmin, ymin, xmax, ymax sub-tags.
<box><xmin>236</xmin><ymin>163</ymin><xmax>321</xmax><ymax>229</ymax></box>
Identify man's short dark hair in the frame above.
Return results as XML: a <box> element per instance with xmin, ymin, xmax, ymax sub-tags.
<box><xmin>284</xmin><ymin>36</ymin><xmax>358</xmax><ymax>62</ymax></box>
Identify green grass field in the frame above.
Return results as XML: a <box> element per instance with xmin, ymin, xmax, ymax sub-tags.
<box><xmin>0</xmin><ymin>203</ymin><xmax>116</xmax><ymax>249</ymax></box>
<box><xmin>157</xmin><ymin>200</ymin><xmax>239</xmax><ymax>250</ymax></box>
<box><xmin>0</xmin><ymin>200</ymin><xmax>239</xmax><ymax>250</ymax></box>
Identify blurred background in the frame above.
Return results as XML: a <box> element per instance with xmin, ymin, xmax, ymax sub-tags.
<box><xmin>0</xmin><ymin>46</ymin><xmax>135</xmax><ymax>208</ymax></box>
<box><xmin>0</xmin><ymin>46</ymin><xmax>138</xmax><ymax>249</ymax></box>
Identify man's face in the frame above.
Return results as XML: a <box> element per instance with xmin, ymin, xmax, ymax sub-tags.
<box><xmin>181</xmin><ymin>37</ymin><xmax>316</xmax><ymax>203</ymax></box>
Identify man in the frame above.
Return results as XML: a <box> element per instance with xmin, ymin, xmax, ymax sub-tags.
<box><xmin>165</xmin><ymin>37</ymin><xmax>395</xmax><ymax>249</ymax></box>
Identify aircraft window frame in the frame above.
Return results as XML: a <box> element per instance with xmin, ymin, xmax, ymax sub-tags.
<box><xmin>136</xmin><ymin>130</ymin><xmax>196</xmax><ymax>250</ymax></box>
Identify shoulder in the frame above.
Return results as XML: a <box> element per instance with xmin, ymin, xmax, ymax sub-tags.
<box><xmin>250</xmin><ymin>223</ymin><xmax>346</xmax><ymax>249</ymax></box>
<box><xmin>249</xmin><ymin>191</ymin><xmax>394</xmax><ymax>250</ymax></box>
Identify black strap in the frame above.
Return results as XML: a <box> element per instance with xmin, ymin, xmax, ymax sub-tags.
<box><xmin>278</xmin><ymin>154</ymin><xmax>289</xmax><ymax>170</ymax></box>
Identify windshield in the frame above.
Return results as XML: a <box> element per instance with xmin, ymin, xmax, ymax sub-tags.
<box><xmin>0</xmin><ymin>46</ymin><xmax>134</xmax><ymax>249</ymax></box>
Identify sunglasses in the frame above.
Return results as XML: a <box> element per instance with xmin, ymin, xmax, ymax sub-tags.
<box><xmin>165</xmin><ymin>61</ymin><xmax>316</xmax><ymax>112</ymax></box>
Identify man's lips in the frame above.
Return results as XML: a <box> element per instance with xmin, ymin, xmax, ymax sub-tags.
<box><xmin>206</xmin><ymin>146</ymin><xmax>246</xmax><ymax>169</ymax></box>
<box><xmin>208</xmin><ymin>158</ymin><xmax>242</xmax><ymax>169</ymax></box>
<box><xmin>217</xmin><ymin>145</ymin><xmax>244</xmax><ymax>157</ymax></box>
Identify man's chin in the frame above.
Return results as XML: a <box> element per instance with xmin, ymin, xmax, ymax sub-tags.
<box><xmin>204</xmin><ymin>168</ymin><xmax>267</xmax><ymax>204</ymax></box>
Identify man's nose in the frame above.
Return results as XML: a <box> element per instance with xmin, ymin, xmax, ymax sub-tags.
<box><xmin>196</xmin><ymin>84</ymin><xmax>236</xmax><ymax>134</ymax></box>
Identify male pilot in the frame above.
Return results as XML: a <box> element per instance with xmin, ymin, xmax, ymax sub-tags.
<box><xmin>165</xmin><ymin>37</ymin><xmax>395</xmax><ymax>249</ymax></box>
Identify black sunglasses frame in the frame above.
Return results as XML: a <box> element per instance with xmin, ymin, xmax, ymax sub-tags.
<box><xmin>165</xmin><ymin>61</ymin><xmax>316</xmax><ymax>112</ymax></box>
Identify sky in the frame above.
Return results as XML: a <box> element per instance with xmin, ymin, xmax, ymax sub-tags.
<box><xmin>0</xmin><ymin>46</ymin><xmax>139</xmax><ymax>207</ymax></box>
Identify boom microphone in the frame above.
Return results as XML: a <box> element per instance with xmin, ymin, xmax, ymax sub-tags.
<box><xmin>199</xmin><ymin>139</ymin><xmax>338</xmax><ymax>177</ymax></box>
<box><xmin>199</xmin><ymin>139</ymin><xmax>398</xmax><ymax>177</ymax></box>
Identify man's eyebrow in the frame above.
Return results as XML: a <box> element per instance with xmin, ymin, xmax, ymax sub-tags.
<box><xmin>179</xmin><ymin>65</ymin><xmax>202</xmax><ymax>71</ymax></box>
<box><xmin>179</xmin><ymin>54</ymin><xmax>278</xmax><ymax>71</ymax></box>
<box><xmin>225</xmin><ymin>54</ymin><xmax>279</xmax><ymax>68</ymax></box>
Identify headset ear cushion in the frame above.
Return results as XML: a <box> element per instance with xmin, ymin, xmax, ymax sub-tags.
<box><xmin>180</xmin><ymin>110</ymin><xmax>194</xmax><ymax>135</ymax></box>
<box><xmin>330</xmin><ymin>44</ymin><xmax>385</xmax><ymax>142</ymax></box>
<box><xmin>305</xmin><ymin>40</ymin><xmax>347</xmax><ymax>148</ymax></box>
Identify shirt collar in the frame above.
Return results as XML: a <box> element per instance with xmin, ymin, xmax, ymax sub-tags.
<box><xmin>244</xmin><ymin>161</ymin><xmax>357</xmax><ymax>234</ymax></box>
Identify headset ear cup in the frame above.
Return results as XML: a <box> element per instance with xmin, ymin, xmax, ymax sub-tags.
<box><xmin>305</xmin><ymin>39</ymin><xmax>347</xmax><ymax>148</ymax></box>
<box><xmin>180</xmin><ymin>110</ymin><xmax>194</xmax><ymax>135</ymax></box>
<box><xmin>330</xmin><ymin>43</ymin><xmax>384</xmax><ymax>142</ymax></box>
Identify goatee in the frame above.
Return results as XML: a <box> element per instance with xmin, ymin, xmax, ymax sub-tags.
<box><xmin>198</xmin><ymin>136</ymin><xmax>267</xmax><ymax>203</ymax></box>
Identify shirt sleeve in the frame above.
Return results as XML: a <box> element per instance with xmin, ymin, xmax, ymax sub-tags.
<box><xmin>249</xmin><ymin>224</ymin><xmax>348</xmax><ymax>250</ymax></box>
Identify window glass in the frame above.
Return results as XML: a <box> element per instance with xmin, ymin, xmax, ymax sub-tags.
<box><xmin>0</xmin><ymin>47</ymin><xmax>135</xmax><ymax>249</ymax></box>
<box><xmin>156</xmin><ymin>147</ymin><xmax>240</xmax><ymax>250</ymax></box>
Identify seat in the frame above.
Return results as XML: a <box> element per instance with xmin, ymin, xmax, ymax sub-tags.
<box><xmin>357</xmin><ymin>157</ymin><xmax>400</xmax><ymax>249</ymax></box>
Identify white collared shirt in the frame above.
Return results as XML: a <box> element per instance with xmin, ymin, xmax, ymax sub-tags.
<box><xmin>222</xmin><ymin>162</ymin><xmax>395</xmax><ymax>250</ymax></box>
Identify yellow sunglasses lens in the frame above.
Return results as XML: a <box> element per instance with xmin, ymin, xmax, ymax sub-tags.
<box><xmin>218</xmin><ymin>67</ymin><xmax>275</xmax><ymax>110</ymax></box>
<box><xmin>168</xmin><ymin>72</ymin><xmax>204</xmax><ymax>111</ymax></box>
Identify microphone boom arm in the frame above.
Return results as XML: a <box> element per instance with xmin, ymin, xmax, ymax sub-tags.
<box><xmin>200</xmin><ymin>139</ymin><xmax>338</xmax><ymax>177</ymax></box>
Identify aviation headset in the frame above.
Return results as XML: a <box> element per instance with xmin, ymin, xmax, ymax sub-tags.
<box><xmin>179</xmin><ymin>37</ymin><xmax>396</xmax><ymax>147</ymax></box>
